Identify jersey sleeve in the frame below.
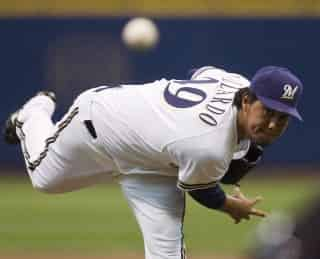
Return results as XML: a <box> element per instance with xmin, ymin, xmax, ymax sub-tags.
<box><xmin>165</xmin><ymin>134</ymin><xmax>226</xmax><ymax>191</ymax></box>
<box><xmin>232</xmin><ymin>139</ymin><xmax>251</xmax><ymax>160</ymax></box>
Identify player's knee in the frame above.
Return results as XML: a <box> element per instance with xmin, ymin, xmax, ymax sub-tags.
<box><xmin>32</xmin><ymin>179</ymin><xmax>63</xmax><ymax>194</ymax></box>
<box><xmin>28</xmin><ymin>166</ymin><xmax>66</xmax><ymax>194</ymax></box>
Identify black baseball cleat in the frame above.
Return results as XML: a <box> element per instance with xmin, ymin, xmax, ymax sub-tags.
<box><xmin>3</xmin><ymin>111</ymin><xmax>20</xmax><ymax>145</ymax></box>
<box><xmin>3</xmin><ymin>91</ymin><xmax>56</xmax><ymax>145</ymax></box>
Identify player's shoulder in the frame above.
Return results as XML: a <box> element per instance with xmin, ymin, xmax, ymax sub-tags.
<box><xmin>190</xmin><ymin>65</ymin><xmax>250</xmax><ymax>88</ymax></box>
<box><xmin>190</xmin><ymin>66</ymin><xmax>225</xmax><ymax>80</ymax></box>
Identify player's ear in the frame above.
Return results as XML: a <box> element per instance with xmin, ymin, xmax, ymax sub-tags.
<box><xmin>241</xmin><ymin>94</ymin><xmax>250</xmax><ymax>113</ymax></box>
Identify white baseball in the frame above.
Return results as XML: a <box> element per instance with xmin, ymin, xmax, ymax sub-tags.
<box><xmin>122</xmin><ymin>17</ymin><xmax>159</xmax><ymax>51</ymax></box>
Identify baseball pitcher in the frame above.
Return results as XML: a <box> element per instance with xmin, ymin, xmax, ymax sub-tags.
<box><xmin>4</xmin><ymin>65</ymin><xmax>303</xmax><ymax>259</ymax></box>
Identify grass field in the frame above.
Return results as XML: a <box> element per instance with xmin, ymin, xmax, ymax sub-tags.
<box><xmin>0</xmin><ymin>173</ymin><xmax>319</xmax><ymax>258</ymax></box>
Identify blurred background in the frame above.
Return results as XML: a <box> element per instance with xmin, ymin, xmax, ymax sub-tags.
<box><xmin>0</xmin><ymin>1</ymin><xmax>319</xmax><ymax>259</ymax></box>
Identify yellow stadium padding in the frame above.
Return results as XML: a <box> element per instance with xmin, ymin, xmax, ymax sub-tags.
<box><xmin>0</xmin><ymin>0</ymin><xmax>320</xmax><ymax>17</ymax></box>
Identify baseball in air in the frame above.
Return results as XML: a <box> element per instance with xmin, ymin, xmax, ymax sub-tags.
<box><xmin>122</xmin><ymin>17</ymin><xmax>159</xmax><ymax>51</ymax></box>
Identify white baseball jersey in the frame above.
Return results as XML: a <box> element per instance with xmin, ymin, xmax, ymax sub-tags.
<box><xmin>90</xmin><ymin>66</ymin><xmax>251</xmax><ymax>190</ymax></box>
<box><xmin>15</xmin><ymin>66</ymin><xmax>252</xmax><ymax>259</ymax></box>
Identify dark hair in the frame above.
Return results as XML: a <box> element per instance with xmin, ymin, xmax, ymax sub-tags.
<box><xmin>233</xmin><ymin>87</ymin><xmax>258</xmax><ymax>109</ymax></box>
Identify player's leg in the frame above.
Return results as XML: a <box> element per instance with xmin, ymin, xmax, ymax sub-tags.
<box><xmin>4</xmin><ymin>91</ymin><xmax>117</xmax><ymax>193</ymax></box>
<box><xmin>119</xmin><ymin>174</ymin><xmax>186</xmax><ymax>259</ymax></box>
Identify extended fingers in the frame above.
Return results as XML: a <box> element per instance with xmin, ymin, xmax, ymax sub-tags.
<box><xmin>250</xmin><ymin>208</ymin><xmax>267</xmax><ymax>217</ymax></box>
<box><xmin>250</xmin><ymin>196</ymin><xmax>263</xmax><ymax>206</ymax></box>
<box><xmin>233</xmin><ymin>187</ymin><xmax>246</xmax><ymax>199</ymax></box>
<box><xmin>234</xmin><ymin>214</ymin><xmax>251</xmax><ymax>224</ymax></box>
<box><xmin>249</xmin><ymin>197</ymin><xmax>266</xmax><ymax>217</ymax></box>
<box><xmin>234</xmin><ymin>218</ymin><xmax>241</xmax><ymax>224</ymax></box>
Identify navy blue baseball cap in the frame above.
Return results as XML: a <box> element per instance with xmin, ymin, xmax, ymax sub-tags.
<box><xmin>250</xmin><ymin>66</ymin><xmax>303</xmax><ymax>121</ymax></box>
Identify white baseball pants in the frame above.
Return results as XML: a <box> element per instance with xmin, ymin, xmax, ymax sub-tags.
<box><xmin>15</xmin><ymin>90</ymin><xmax>186</xmax><ymax>259</ymax></box>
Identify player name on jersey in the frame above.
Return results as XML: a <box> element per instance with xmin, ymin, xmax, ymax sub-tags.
<box><xmin>199</xmin><ymin>78</ymin><xmax>244</xmax><ymax>127</ymax></box>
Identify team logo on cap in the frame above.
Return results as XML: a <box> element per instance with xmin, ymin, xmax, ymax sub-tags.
<box><xmin>281</xmin><ymin>84</ymin><xmax>298</xmax><ymax>100</ymax></box>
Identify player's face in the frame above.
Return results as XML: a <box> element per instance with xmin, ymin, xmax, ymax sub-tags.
<box><xmin>243</xmin><ymin>100</ymin><xmax>290</xmax><ymax>146</ymax></box>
